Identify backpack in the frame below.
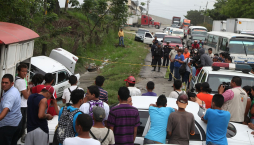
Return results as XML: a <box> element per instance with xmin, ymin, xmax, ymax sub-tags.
<box><xmin>90</xmin><ymin>128</ymin><xmax>110</xmax><ymax>144</ymax></box>
<box><xmin>66</xmin><ymin>86</ymin><xmax>79</xmax><ymax>106</ymax></box>
<box><xmin>179</xmin><ymin>58</ymin><xmax>189</xmax><ymax>76</ymax></box>
<box><xmin>88</xmin><ymin>100</ymin><xmax>104</xmax><ymax>118</ymax></box>
<box><xmin>56</xmin><ymin>106</ymin><xmax>83</xmax><ymax>144</ymax></box>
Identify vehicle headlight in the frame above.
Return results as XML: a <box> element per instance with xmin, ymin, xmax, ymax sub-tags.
<box><xmin>139</xmin><ymin>36</ymin><xmax>143</xmax><ymax>38</ymax></box>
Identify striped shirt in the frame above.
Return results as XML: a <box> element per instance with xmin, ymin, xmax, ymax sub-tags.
<box><xmin>107</xmin><ymin>104</ymin><xmax>140</xmax><ymax>145</ymax></box>
<box><xmin>98</xmin><ymin>87</ymin><xmax>108</xmax><ymax>103</ymax></box>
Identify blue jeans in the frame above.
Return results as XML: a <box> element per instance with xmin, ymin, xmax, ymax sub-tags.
<box><xmin>192</xmin><ymin>66</ymin><xmax>196</xmax><ymax>76</ymax></box>
<box><xmin>174</xmin><ymin>67</ymin><xmax>180</xmax><ymax>81</ymax></box>
<box><xmin>119</xmin><ymin>36</ymin><xmax>124</xmax><ymax>45</ymax></box>
<box><xmin>207</xmin><ymin>142</ymin><xmax>219</xmax><ymax>145</ymax></box>
<box><xmin>169</xmin><ymin>62</ymin><xmax>174</xmax><ymax>80</ymax></box>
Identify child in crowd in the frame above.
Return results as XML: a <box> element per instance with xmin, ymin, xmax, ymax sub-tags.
<box><xmin>142</xmin><ymin>81</ymin><xmax>157</xmax><ymax>96</ymax></box>
<box><xmin>168</xmin><ymin>80</ymin><xmax>186</xmax><ymax>99</ymax></box>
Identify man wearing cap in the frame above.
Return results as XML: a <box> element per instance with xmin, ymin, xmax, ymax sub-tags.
<box><xmin>152</xmin><ymin>42</ymin><xmax>163</xmax><ymax>72</ymax></box>
<box><xmin>89</xmin><ymin>106</ymin><xmax>115</xmax><ymax>145</ymax></box>
<box><xmin>25</xmin><ymin>86</ymin><xmax>54</xmax><ymax>145</ymax></box>
<box><xmin>167</xmin><ymin>94</ymin><xmax>195</xmax><ymax>145</ymax></box>
<box><xmin>168</xmin><ymin>45</ymin><xmax>179</xmax><ymax>81</ymax></box>
<box><xmin>125</xmin><ymin>76</ymin><xmax>141</xmax><ymax>96</ymax></box>
<box><xmin>163</xmin><ymin>41</ymin><xmax>172</xmax><ymax>67</ymax></box>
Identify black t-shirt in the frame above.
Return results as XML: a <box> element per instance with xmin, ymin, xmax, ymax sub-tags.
<box><xmin>27</xmin><ymin>94</ymin><xmax>48</xmax><ymax>133</ymax></box>
<box><xmin>153</xmin><ymin>39</ymin><xmax>158</xmax><ymax>45</ymax></box>
<box><xmin>163</xmin><ymin>45</ymin><xmax>171</xmax><ymax>54</ymax></box>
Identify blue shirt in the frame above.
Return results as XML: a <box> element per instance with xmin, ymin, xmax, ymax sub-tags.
<box><xmin>204</xmin><ymin>109</ymin><xmax>230</xmax><ymax>145</ymax></box>
<box><xmin>142</xmin><ymin>92</ymin><xmax>157</xmax><ymax>96</ymax></box>
<box><xmin>58</xmin><ymin>106</ymin><xmax>83</xmax><ymax>145</ymax></box>
<box><xmin>0</xmin><ymin>86</ymin><xmax>22</xmax><ymax>127</ymax></box>
<box><xmin>145</xmin><ymin>106</ymin><xmax>175</xmax><ymax>144</ymax></box>
<box><xmin>174</xmin><ymin>54</ymin><xmax>184</xmax><ymax>68</ymax></box>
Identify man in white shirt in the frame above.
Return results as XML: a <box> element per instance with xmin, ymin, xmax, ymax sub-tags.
<box><xmin>168</xmin><ymin>80</ymin><xmax>186</xmax><ymax>98</ymax></box>
<box><xmin>208</xmin><ymin>48</ymin><xmax>214</xmax><ymax>58</ymax></box>
<box><xmin>124</xmin><ymin>76</ymin><xmax>141</xmax><ymax>96</ymax></box>
<box><xmin>14</xmin><ymin>64</ymin><xmax>30</xmax><ymax>142</ymax></box>
<box><xmin>63</xmin><ymin>114</ymin><xmax>100</xmax><ymax>145</ymax></box>
<box><xmin>80</xmin><ymin>86</ymin><xmax>109</xmax><ymax>125</ymax></box>
<box><xmin>62</xmin><ymin>75</ymin><xmax>84</xmax><ymax>105</ymax></box>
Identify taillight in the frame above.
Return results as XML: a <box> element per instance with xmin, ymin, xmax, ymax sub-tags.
<box><xmin>73</xmin><ymin>57</ymin><xmax>78</xmax><ymax>62</ymax></box>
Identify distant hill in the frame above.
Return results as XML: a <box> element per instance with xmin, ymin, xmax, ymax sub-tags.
<box><xmin>149</xmin><ymin>14</ymin><xmax>172</xmax><ymax>26</ymax></box>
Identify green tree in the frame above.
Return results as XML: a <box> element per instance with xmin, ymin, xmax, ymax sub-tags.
<box><xmin>141</xmin><ymin>2</ymin><xmax>145</xmax><ymax>6</ymax></box>
<box><xmin>184</xmin><ymin>10</ymin><xmax>205</xmax><ymax>25</ymax></box>
<box><xmin>221</xmin><ymin>0</ymin><xmax>254</xmax><ymax>18</ymax></box>
<box><xmin>206</xmin><ymin>0</ymin><xmax>229</xmax><ymax>20</ymax></box>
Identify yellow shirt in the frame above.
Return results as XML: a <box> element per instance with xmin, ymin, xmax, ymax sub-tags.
<box><xmin>118</xmin><ymin>30</ymin><xmax>124</xmax><ymax>37</ymax></box>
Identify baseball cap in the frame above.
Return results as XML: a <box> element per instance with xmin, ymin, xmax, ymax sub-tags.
<box><xmin>177</xmin><ymin>94</ymin><xmax>188</xmax><ymax>109</ymax></box>
<box><xmin>92</xmin><ymin>106</ymin><xmax>105</xmax><ymax>122</ymax></box>
<box><xmin>124</xmin><ymin>76</ymin><xmax>136</xmax><ymax>84</ymax></box>
<box><xmin>44</xmin><ymin>86</ymin><xmax>56</xmax><ymax>99</ymax></box>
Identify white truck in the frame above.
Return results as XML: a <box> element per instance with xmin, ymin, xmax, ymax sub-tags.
<box><xmin>226</xmin><ymin>18</ymin><xmax>254</xmax><ymax>34</ymax></box>
<box><xmin>212</xmin><ymin>20</ymin><xmax>226</xmax><ymax>31</ymax></box>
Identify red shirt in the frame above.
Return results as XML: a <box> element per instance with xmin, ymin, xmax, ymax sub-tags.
<box><xmin>192</xmin><ymin>44</ymin><xmax>199</xmax><ymax>49</ymax></box>
<box><xmin>197</xmin><ymin>93</ymin><xmax>213</xmax><ymax>109</ymax></box>
<box><xmin>31</xmin><ymin>85</ymin><xmax>58</xmax><ymax>116</ymax></box>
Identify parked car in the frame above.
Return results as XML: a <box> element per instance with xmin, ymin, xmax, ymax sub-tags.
<box><xmin>135</xmin><ymin>28</ymin><xmax>149</xmax><ymax>42</ymax></box>
<box><xmin>161</xmin><ymin>35</ymin><xmax>184</xmax><ymax>49</ymax></box>
<box><xmin>143</xmin><ymin>32</ymin><xmax>167</xmax><ymax>46</ymax></box>
<box><xmin>153</xmin><ymin>32</ymin><xmax>167</xmax><ymax>42</ymax></box>
<box><xmin>132</xmin><ymin>96</ymin><xmax>254</xmax><ymax>145</ymax></box>
<box><xmin>171</xmin><ymin>28</ymin><xmax>184</xmax><ymax>39</ymax></box>
<box><xmin>187</xmin><ymin>34</ymin><xmax>206</xmax><ymax>49</ymax></box>
<box><xmin>30</xmin><ymin>48</ymin><xmax>80</xmax><ymax>98</ymax></box>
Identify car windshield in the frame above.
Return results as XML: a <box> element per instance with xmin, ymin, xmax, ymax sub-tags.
<box><xmin>192</xmin><ymin>36</ymin><xmax>206</xmax><ymax>41</ymax></box>
<box><xmin>137</xmin><ymin>29</ymin><xmax>149</xmax><ymax>34</ymax></box>
<box><xmin>164</xmin><ymin>37</ymin><xmax>181</xmax><ymax>43</ymax></box>
<box><xmin>229</xmin><ymin>40</ymin><xmax>254</xmax><ymax>55</ymax></box>
<box><xmin>207</xmin><ymin>74</ymin><xmax>254</xmax><ymax>93</ymax></box>
<box><xmin>173</xmin><ymin>31</ymin><xmax>183</xmax><ymax>35</ymax></box>
<box><xmin>154</xmin><ymin>34</ymin><xmax>166</xmax><ymax>38</ymax></box>
<box><xmin>27</xmin><ymin>64</ymin><xmax>46</xmax><ymax>80</ymax></box>
<box><xmin>192</xmin><ymin>31</ymin><xmax>207</xmax><ymax>36</ymax></box>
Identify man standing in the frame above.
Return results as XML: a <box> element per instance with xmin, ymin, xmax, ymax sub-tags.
<box><xmin>198</xmin><ymin>39</ymin><xmax>204</xmax><ymax>48</ymax></box>
<box><xmin>15</xmin><ymin>64</ymin><xmax>30</xmax><ymax>142</ymax></box>
<box><xmin>152</xmin><ymin>42</ymin><xmax>163</xmax><ymax>72</ymax></box>
<box><xmin>168</xmin><ymin>45</ymin><xmax>178</xmax><ymax>81</ymax></box>
<box><xmin>208</xmin><ymin>48</ymin><xmax>214</xmax><ymax>59</ymax></box>
<box><xmin>218</xmin><ymin>76</ymin><xmax>248</xmax><ymax>123</ymax></box>
<box><xmin>196</xmin><ymin>48</ymin><xmax>213</xmax><ymax>69</ymax></box>
<box><xmin>0</xmin><ymin>74</ymin><xmax>22</xmax><ymax>145</ymax></box>
<box><xmin>202</xmin><ymin>94</ymin><xmax>230</xmax><ymax>145</ymax></box>
<box><xmin>163</xmin><ymin>41</ymin><xmax>171</xmax><ymax>67</ymax></box>
<box><xmin>118</xmin><ymin>28</ymin><xmax>124</xmax><ymax>46</ymax></box>
<box><xmin>95</xmin><ymin>76</ymin><xmax>108</xmax><ymax>103</ymax></box>
<box><xmin>25</xmin><ymin>86</ymin><xmax>54</xmax><ymax>145</ymax></box>
<box><xmin>107</xmin><ymin>87</ymin><xmax>140</xmax><ymax>145</ymax></box>
<box><xmin>62</xmin><ymin>75</ymin><xmax>84</xmax><ymax>105</ymax></box>
<box><xmin>124</xmin><ymin>76</ymin><xmax>141</xmax><ymax>96</ymax></box>
<box><xmin>153</xmin><ymin>36</ymin><xmax>158</xmax><ymax>45</ymax></box>
<box><xmin>174</xmin><ymin>49</ymin><xmax>184</xmax><ymax>81</ymax></box>
<box><xmin>167</xmin><ymin>94</ymin><xmax>195</xmax><ymax>145</ymax></box>
<box><xmin>144</xmin><ymin>95</ymin><xmax>175</xmax><ymax>144</ymax></box>
<box><xmin>89</xmin><ymin>106</ymin><xmax>115</xmax><ymax>145</ymax></box>
<box><xmin>183</xmin><ymin>47</ymin><xmax>190</xmax><ymax>59</ymax></box>
<box><xmin>79</xmin><ymin>86</ymin><xmax>110</xmax><ymax>125</ymax></box>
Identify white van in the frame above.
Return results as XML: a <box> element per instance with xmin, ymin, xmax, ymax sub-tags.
<box><xmin>171</xmin><ymin>28</ymin><xmax>184</xmax><ymax>39</ymax></box>
<box><xmin>206</xmin><ymin>31</ymin><xmax>254</xmax><ymax>64</ymax></box>
<box><xmin>187</xmin><ymin>26</ymin><xmax>208</xmax><ymax>42</ymax></box>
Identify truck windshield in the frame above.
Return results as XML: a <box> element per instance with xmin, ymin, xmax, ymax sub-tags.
<box><xmin>154</xmin><ymin>34</ymin><xmax>166</xmax><ymax>38</ymax></box>
<box><xmin>207</xmin><ymin>74</ymin><xmax>254</xmax><ymax>93</ymax></box>
<box><xmin>173</xmin><ymin>31</ymin><xmax>183</xmax><ymax>35</ymax></box>
<box><xmin>137</xmin><ymin>29</ymin><xmax>149</xmax><ymax>34</ymax></box>
<box><xmin>183</xmin><ymin>22</ymin><xmax>190</xmax><ymax>26</ymax></box>
<box><xmin>229</xmin><ymin>40</ymin><xmax>254</xmax><ymax>55</ymax></box>
<box><xmin>192</xmin><ymin>31</ymin><xmax>207</xmax><ymax>36</ymax></box>
<box><xmin>164</xmin><ymin>38</ymin><xmax>181</xmax><ymax>44</ymax></box>
<box><xmin>192</xmin><ymin>36</ymin><xmax>206</xmax><ymax>41</ymax></box>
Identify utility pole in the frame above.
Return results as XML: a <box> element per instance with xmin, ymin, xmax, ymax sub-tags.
<box><xmin>204</xmin><ymin>1</ymin><xmax>208</xmax><ymax>24</ymax></box>
<box><xmin>147</xmin><ymin>0</ymin><xmax>150</xmax><ymax>27</ymax></box>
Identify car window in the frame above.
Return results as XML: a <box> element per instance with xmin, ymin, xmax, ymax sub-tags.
<box><xmin>52</xmin><ymin>73</ymin><xmax>56</xmax><ymax>86</ymax></box>
<box><xmin>137</xmin><ymin>111</ymin><xmax>149</xmax><ymax>137</ymax></box>
<box><xmin>145</xmin><ymin>33</ymin><xmax>152</xmax><ymax>38</ymax></box>
<box><xmin>57</xmin><ymin>70</ymin><xmax>69</xmax><ymax>84</ymax></box>
<box><xmin>29</xmin><ymin>64</ymin><xmax>46</xmax><ymax>80</ymax></box>
<box><xmin>220</xmin><ymin>37</ymin><xmax>228</xmax><ymax>51</ymax></box>
<box><xmin>201</xmin><ymin>73</ymin><xmax>207</xmax><ymax>83</ymax></box>
<box><xmin>208</xmin><ymin>34</ymin><xmax>213</xmax><ymax>44</ymax></box>
<box><xmin>197</xmin><ymin>70</ymin><xmax>204</xmax><ymax>83</ymax></box>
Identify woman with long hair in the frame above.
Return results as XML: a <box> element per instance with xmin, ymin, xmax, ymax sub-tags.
<box><xmin>197</xmin><ymin>82</ymin><xmax>213</xmax><ymax>109</ymax></box>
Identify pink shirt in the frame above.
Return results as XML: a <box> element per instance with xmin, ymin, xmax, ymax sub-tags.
<box><xmin>222</xmin><ymin>87</ymin><xmax>241</xmax><ymax>102</ymax></box>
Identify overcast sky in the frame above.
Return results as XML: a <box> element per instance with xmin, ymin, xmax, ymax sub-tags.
<box><xmin>59</xmin><ymin>0</ymin><xmax>216</xmax><ymax>19</ymax></box>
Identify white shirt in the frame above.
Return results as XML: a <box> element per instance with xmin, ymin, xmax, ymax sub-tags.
<box><xmin>168</xmin><ymin>90</ymin><xmax>186</xmax><ymax>99</ymax></box>
<box><xmin>63</xmin><ymin>137</ymin><xmax>100</xmax><ymax>145</ymax></box>
<box><xmin>89</xmin><ymin>127</ymin><xmax>115</xmax><ymax>145</ymax></box>
<box><xmin>128</xmin><ymin>87</ymin><xmax>141</xmax><ymax>96</ymax></box>
<box><xmin>183</xmin><ymin>58</ymin><xmax>191</xmax><ymax>72</ymax></box>
<box><xmin>62</xmin><ymin>86</ymin><xmax>84</xmax><ymax>104</ymax></box>
<box><xmin>208</xmin><ymin>53</ymin><xmax>214</xmax><ymax>58</ymax></box>
<box><xmin>14</xmin><ymin>77</ymin><xmax>27</xmax><ymax>107</ymax></box>
<box><xmin>79</xmin><ymin>101</ymin><xmax>110</xmax><ymax>120</ymax></box>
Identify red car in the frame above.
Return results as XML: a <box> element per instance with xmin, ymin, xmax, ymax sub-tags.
<box><xmin>162</xmin><ymin>36</ymin><xmax>184</xmax><ymax>49</ymax></box>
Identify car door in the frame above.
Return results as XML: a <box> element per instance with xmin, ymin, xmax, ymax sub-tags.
<box><xmin>143</xmin><ymin>32</ymin><xmax>154</xmax><ymax>45</ymax></box>
<box><xmin>53</xmin><ymin>70</ymin><xmax>71</xmax><ymax>98</ymax></box>
<box><xmin>189</xmin><ymin>121</ymin><xmax>206</xmax><ymax>145</ymax></box>
<box><xmin>134</xmin><ymin>110</ymin><xmax>149</xmax><ymax>145</ymax></box>
<box><xmin>190</xmin><ymin>69</ymin><xmax>205</xmax><ymax>92</ymax></box>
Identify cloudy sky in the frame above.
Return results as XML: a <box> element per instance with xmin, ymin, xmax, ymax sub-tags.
<box><xmin>59</xmin><ymin>0</ymin><xmax>216</xmax><ymax>19</ymax></box>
